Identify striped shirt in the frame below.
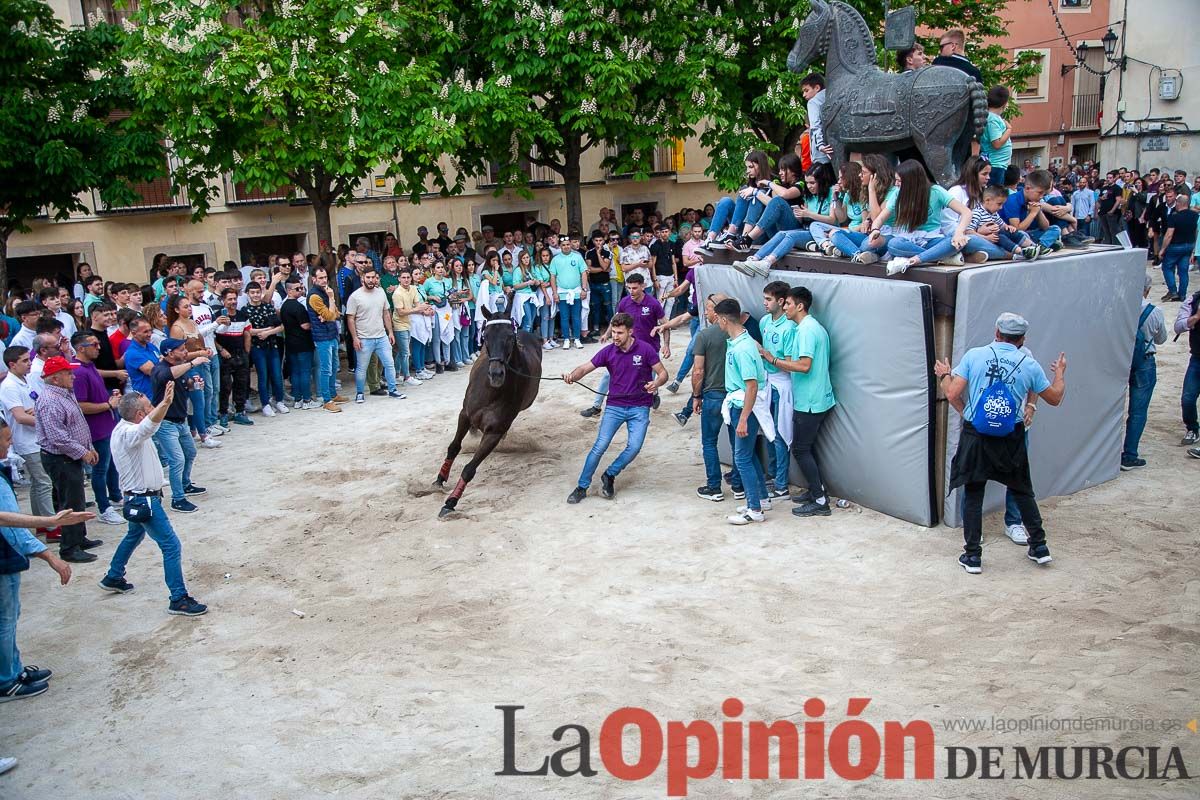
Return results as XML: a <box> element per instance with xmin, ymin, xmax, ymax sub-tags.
<box><xmin>34</xmin><ymin>383</ymin><xmax>93</xmax><ymax>460</ymax></box>
<box><xmin>969</xmin><ymin>206</ymin><xmax>1004</xmax><ymax>233</ymax></box>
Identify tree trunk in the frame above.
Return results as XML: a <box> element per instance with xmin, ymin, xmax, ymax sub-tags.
<box><xmin>562</xmin><ymin>134</ymin><xmax>584</xmax><ymax>237</ymax></box>
<box><xmin>311</xmin><ymin>198</ymin><xmax>334</xmax><ymax>252</ymax></box>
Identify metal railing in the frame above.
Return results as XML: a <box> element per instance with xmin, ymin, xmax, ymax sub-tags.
<box><xmin>604</xmin><ymin>143</ymin><xmax>678</xmax><ymax>178</ymax></box>
<box><xmin>224</xmin><ymin>176</ymin><xmax>294</xmax><ymax>204</ymax></box>
<box><xmin>475</xmin><ymin>158</ymin><xmax>557</xmax><ymax>189</ymax></box>
<box><xmin>1072</xmin><ymin>93</ymin><xmax>1101</xmax><ymax>129</ymax></box>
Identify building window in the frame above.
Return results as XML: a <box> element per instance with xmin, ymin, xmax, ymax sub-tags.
<box><xmin>1013</xmin><ymin>49</ymin><xmax>1050</xmax><ymax>103</ymax></box>
<box><xmin>82</xmin><ymin>0</ymin><xmax>139</xmax><ymax>26</ymax></box>
<box><xmin>1060</xmin><ymin>0</ymin><xmax>1091</xmax><ymax>9</ymax></box>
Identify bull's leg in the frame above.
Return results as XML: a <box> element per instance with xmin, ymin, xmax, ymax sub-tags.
<box><xmin>439</xmin><ymin>430</ymin><xmax>505</xmax><ymax>518</ymax></box>
<box><xmin>435</xmin><ymin>411</ymin><xmax>471</xmax><ymax>489</ymax></box>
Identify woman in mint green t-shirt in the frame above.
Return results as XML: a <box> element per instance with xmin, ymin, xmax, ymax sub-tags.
<box><xmin>877</xmin><ymin>160</ymin><xmax>973</xmax><ymax>271</ymax></box>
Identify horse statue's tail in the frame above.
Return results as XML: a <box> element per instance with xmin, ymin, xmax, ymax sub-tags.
<box><xmin>970</xmin><ymin>81</ymin><xmax>987</xmax><ymax>136</ymax></box>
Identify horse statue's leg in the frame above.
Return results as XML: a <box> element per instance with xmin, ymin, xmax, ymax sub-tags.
<box><xmin>435</xmin><ymin>411</ymin><xmax>471</xmax><ymax>490</ymax></box>
<box><xmin>439</xmin><ymin>429</ymin><xmax>505</xmax><ymax>518</ymax></box>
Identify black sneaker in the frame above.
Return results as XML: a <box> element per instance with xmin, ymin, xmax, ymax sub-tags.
<box><xmin>80</xmin><ymin>538</ymin><xmax>104</xmax><ymax>550</ymax></box>
<box><xmin>790</xmin><ymin>490</ymin><xmax>815</xmax><ymax>504</ymax></box>
<box><xmin>99</xmin><ymin>576</ymin><xmax>135</xmax><ymax>594</ymax></box>
<box><xmin>168</xmin><ymin>595</ymin><xmax>208</xmax><ymax>616</ymax></box>
<box><xmin>445</xmin><ymin>362</ymin><xmax>459</xmax><ymax>372</ymax></box>
<box><xmin>171</xmin><ymin>499</ymin><xmax>199</xmax><ymax>514</ymax></box>
<box><xmin>767</xmin><ymin>488</ymin><xmax>790</xmax><ymax>500</ymax></box>
<box><xmin>566</xmin><ymin>486</ymin><xmax>587</xmax><ymax>504</ymax></box>
<box><xmin>732</xmin><ymin>235</ymin><xmax>754</xmax><ymax>251</ymax></box>
<box><xmin>16</xmin><ymin>665</ymin><xmax>51</xmax><ymax>684</ymax></box>
<box><xmin>731</xmin><ymin>488</ymin><xmax>746</xmax><ymax>500</ymax></box>
<box><xmin>792</xmin><ymin>500</ymin><xmax>832</xmax><ymax>517</ymax></box>
<box><xmin>183</xmin><ymin>484</ymin><xmax>207</xmax><ymax>497</ymax></box>
<box><xmin>696</xmin><ymin>486</ymin><xmax>725</xmax><ymax>502</ymax></box>
<box><xmin>59</xmin><ymin>547</ymin><xmax>97</xmax><ymax>563</ymax></box>
<box><xmin>1027</xmin><ymin>543</ymin><xmax>1053</xmax><ymax>565</ymax></box>
<box><xmin>580</xmin><ymin>406</ymin><xmax>601</xmax><ymax>418</ymax></box>
<box><xmin>1119</xmin><ymin>457</ymin><xmax>1146</xmax><ymax>471</ymax></box>
<box><xmin>673</xmin><ymin>412</ymin><xmax>688</xmax><ymax>427</ymax></box>
<box><xmin>369</xmin><ymin>388</ymin><xmax>387</xmax><ymax>396</ymax></box>
<box><xmin>651</xmin><ymin>394</ymin><xmax>661</xmax><ymax>410</ymax></box>
<box><xmin>435</xmin><ymin>364</ymin><xmax>445</xmax><ymax>374</ymax></box>
<box><xmin>600</xmin><ymin>473</ymin><xmax>616</xmax><ymax>499</ymax></box>
<box><xmin>959</xmin><ymin>553</ymin><xmax>982</xmax><ymax>574</ymax></box>
<box><xmin>0</xmin><ymin>679</ymin><xmax>48</xmax><ymax>703</ymax></box>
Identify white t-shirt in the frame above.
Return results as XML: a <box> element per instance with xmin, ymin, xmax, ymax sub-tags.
<box><xmin>9</xmin><ymin>326</ymin><xmax>37</xmax><ymax>351</ymax></box>
<box><xmin>346</xmin><ymin>287</ymin><xmax>389</xmax><ymax>340</ymax></box>
<box><xmin>111</xmin><ymin>416</ymin><xmax>166</xmax><ymax>493</ymax></box>
<box><xmin>0</xmin><ymin>373</ymin><xmax>38</xmax><ymax>455</ymax></box>
<box><xmin>28</xmin><ymin>358</ymin><xmax>46</xmax><ymax>397</ymax></box>
<box><xmin>941</xmin><ymin>185</ymin><xmax>972</xmax><ymax>237</ymax></box>
<box><xmin>55</xmin><ymin>311</ymin><xmax>77</xmax><ymax>340</ymax></box>
<box><xmin>191</xmin><ymin>302</ymin><xmax>218</xmax><ymax>350</ymax></box>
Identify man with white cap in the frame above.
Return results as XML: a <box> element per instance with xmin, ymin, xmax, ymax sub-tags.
<box><xmin>937</xmin><ymin>312</ymin><xmax>1068</xmax><ymax>574</ymax></box>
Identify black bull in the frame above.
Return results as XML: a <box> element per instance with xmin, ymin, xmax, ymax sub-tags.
<box><xmin>434</xmin><ymin>306</ymin><xmax>542</xmax><ymax>517</ymax></box>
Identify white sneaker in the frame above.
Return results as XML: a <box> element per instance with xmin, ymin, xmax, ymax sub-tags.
<box><xmin>938</xmin><ymin>252</ymin><xmax>965</xmax><ymax>266</ymax></box>
<box><xmin>574</xmin><ymin>339</ymin><xmax>584</xmax><ymax>350</ymax></box>
<box><xmin>1005</xmin><ymin>524</ymin><xmax>1030</xmax><ymax>545</ymax></box>
<box><xmin>200</xmin><ymin>437</ymin><xmax>223</xmax><ymax>449</ymax></box>
<box><xmin>548</xmin><ymin>339</ymin><xmax>559</xmax><ymax>349</ymax></box>
<box><xmin>419</xmin><ymin>370</ymin><xmax>435</xmax><ymax>380</ymax></box>
<box><xmin>543</xmin><ymin>341</ymin><xmax>554</xmax><ymax>351</ymax></box>
<box><xmin>262</xmin><ymin>404</ymin><xmax>276</xmax><ymax>417</ymax></box>
<box><xmin>205</xmin><ymin>425</ymin><xmax>224</xmax><ymax>437</ymax></box>
<box><xmin>728</xmin><ymin>509</ymin><xmax>766</xmax><ymax>525</ymax></box>
<box><xmin>302</xmin><ymin>400</ymin><xmax>322</xmax><ymax>410</ymax></box>
<box><xmin>736</xmin><ymin>497</ymin><xmax>771</xmax><ymax>513</ymax></box>
<box><xmin>886</xmin><ymin>257</ymin><xmax>913</xmax><ymax>276</ymax></box>
<box><xmin>404</xmin><ymin>376</ymin><xmax>422</xmax><ymax>387</ymax></box>
<box><xmin>274</xmin><ymin>401</ymin><xmax>290</xmax><ymax>414</ymax></box>
<box><xmin>98</xmin><ymin>507</ymin><xmax>124</xmax><ymax>525</ymax></box>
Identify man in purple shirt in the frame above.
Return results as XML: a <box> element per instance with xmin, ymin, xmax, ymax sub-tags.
<box><xmin>70</xmin><ymin>331</ymin><xmax>124</xmax><ymax>526</ymax></box>
<box><xmin>33</xmin><ymin>356</ymin><xmax>101</xmax><ymax>563</ymax></box>
<box><xmin>563</xmin><ymin>312</ymin><xmax>668</xmax><ymax>503</ymax></box>
<box><xmin>581</xmin><ymin>273</ymin><xmax>670</xmax><ymax>418</ymax></box>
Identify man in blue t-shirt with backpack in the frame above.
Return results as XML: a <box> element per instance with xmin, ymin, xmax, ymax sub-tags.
<box><xmin>938</xmin><ymin>313</ymin><xmax>1068</xmax><ymax>574</ymax></box>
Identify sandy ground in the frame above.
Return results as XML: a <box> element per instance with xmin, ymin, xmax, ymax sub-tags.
<box><xmin>2</xmin><ymin>294</ymin><xmax>1198</xmax><ymax>799</ymax></box>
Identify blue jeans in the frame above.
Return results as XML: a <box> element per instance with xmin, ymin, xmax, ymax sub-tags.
<box><xmin>314</xmin><ymin>338</ymin><xmax>338</xmax><ymax>402</ymax></box>
<box><xmin>1123</xmin><ymin>356</ymin><xmax>1156</xmax><ymax>461</ymax></box>
<box><xmin>1027</xmin><ymin>225</ymin><xmax>1062</xmax><ymax>249</ymax></box>
<box><xmin>521</xmin><ymin>299</ymin><xmax>537</xmax><ymax>333</ymax></box>
<box><xmin>90</xmin><ymin>436</ymin><xmax>121</xmax><ymax>512</ymax></box>
<box><xmin>963</xmin><ymin>234</ymin><xmax>1013</xmax><ymax>261</ymax></box>
<box><xmin>767</xmin><ymin>386</ymin><xmax>791</xmax><ymax>491</ymax></box>
<box><xmin>1182</xmin><ymin>355</ymin><xmax>1200</xmax><ymax>434</ymax></box>
<box><xmin>185</xmin><ymin>366</ymin><xmax>207</xmax><ymax>436</ymax></box>
<box><xmin>577</xmin><ymin>405</ymin><xmax>651</xmax><ymax>489</ymax></box>
<box><xmin>887</xmin><ymin>235</ymin><xmax>961</xmax><ymax>264</ymax></box>
<box><xmin>830</xmin><ymin>228</ymin><xmax>887</xmax><ymax>257</ymax></box>
<box><xmin>0</xmin><ymin>573</ymin><xmax>22</xmax><ymax>686</ymax></box>
<box><xmin>731</xmin><ymin>409</ymin><xmax>767</xmax><ymax>511</ymax></box>
<box><xmin>394</xmin><ymin>330</ymin><xmax>412</xmax><ymax>378</ymax></box>
<box><xmin>588</xmin><ymin>283</ymin><xmax>613</xmax><ymax>333</ymax></box>
<box><xmin>250</xmin><ymin>346</ymin><xmax>284</xmax><ymax>405</ymax></box>
<box><xmin>1162</xmin><ymin>243</ymin><xmax>1192</xmax><ymax>297</ymax></box>
<box><xmin>696</xmin><ymin>390</ymin><xmax>728</xmax><ymax>490</ymax></box>
<box><xmin>453</xmin><ymin>323</ymin><xmax>470</xmax><ymax>364</ymax></box>
<box><xmin>674</xmin><ymin>316</ymin><xmax>700</xmax><ymax>384</ymax></box>
<box><xmin>558</xmin><ymin>298</ymin><xmax>582</xmax><ymax>340</ymax></box>
<box><xmin>105</xmin><ymin>496</ymin><xmax>188</xmax><ymax>602</ymax></box>
<box><xmin>711</xmin><ymin>195</ymin><xmax>764</xmax><ymax>234</ymax></box>
<box><xmin>152</xmin><ymin>419</ymin><xmax>195</xmax><ymax>502</ymax></box>
<box><xmin>807</xmin><ymin>221</ymin><xmax>840</xmax><ymax>245</ymax></box>
<box><xmin>755</xmin><ymin>196</ymin><xmax>800</xmax><ymax>241</ymax></box>
<box><xmin>354</xmin><ymin>336</ymin><xmax>397</xmax><ymax>394</ymax></box>
<box><xmin>538</xmin><ymin>304</ymin><xmax>553</xmax><ymax>340</ymax></box>
<box><xmin>755</xmin><ymin>228</ymin><xmax>813</xmax><ymax>262</ymax></box>
<box><xmin>204</xmin><ymin>354</ymin><xmax>220</xmax><ymax>427</ymax></box>
<box><xmin>288</xmin><ymin>350</ymin><xmax>314</xmax><ymax>402</ymax></box>
<box><xmin>430</xmin><ymin>313</ymin><xmax>444</xmax><ymax>364</ymax></box>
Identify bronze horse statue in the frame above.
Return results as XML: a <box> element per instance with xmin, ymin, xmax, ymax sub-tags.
<box><xmin>788</xmin><ymin>0</ymin><xmax>986</xmax><ymax>187</ymax></box>
<box><xmin>434</xmin><ymin>304</ymin><xmax>542</xmax><ymax>517</ymax></box>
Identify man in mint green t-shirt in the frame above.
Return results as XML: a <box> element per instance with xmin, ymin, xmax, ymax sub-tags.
<box><xmin>762</xmin><ymin>285</ymin><xmax>835</xmax><ymax>518</ymax></box>
<box><xmin>550</xmin><ymin>235</ymin><xmax>589</xmax><ymax>349</ymax></box>
<box><xmin>717</xmin><ymin>298</ymin><xmax>769</xmax><ymax>524</ymax></box>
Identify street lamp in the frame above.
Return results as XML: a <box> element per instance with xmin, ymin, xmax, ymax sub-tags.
<box><xmin>1101</xmin><ymin>28</ymin><xmax>1119</xmax><ymax>59</ymax></box>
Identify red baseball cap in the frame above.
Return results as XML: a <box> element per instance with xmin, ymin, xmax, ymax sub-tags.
<box><xmin>41</xmin><ymin>356</ymin><xmax>81</xmax><ymax>377</ymax></box>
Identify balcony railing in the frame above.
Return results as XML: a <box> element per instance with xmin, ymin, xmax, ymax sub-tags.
<box><xmin>225</xmin><ymin>176</ymin><xmax>294</xmax><ymax>205</ymax></box>
<box><xmin>1072</xmin><ymin>93</ymin><xmax>1101</xmax><ymax>129</ymax></box>
<box><xmin>475</xmin><ymin>158</ymin><xmax>557</xmax><ymax>189</ymax></box>
<box><xmin>604</xmin><ymin>143</ymin><xmax>679</xmax><ymax>178</ymax></box>
<box><xmin>94</xmin><ymin>176</ymin><xmax>187</xmax><ymax>214</ymax></box>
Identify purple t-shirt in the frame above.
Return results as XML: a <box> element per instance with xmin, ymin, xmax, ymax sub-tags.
<box><xmin>591</xmin><ymin>340</ymin><xmax>661</xmax><ymax>408</ymax></box>
<box><xmin>684</xmin><ymin>267</ymin><xmax>698</xmax><ymax>309</ymax></box>
<box><xmin>617</xmin><ymin>293</ymin><xmax>664</xmax><ymax>349</ymax></box>
<box><xmin>71</xmin><ymin>360</ymin><xmax>116</xmax><ymax>442</ymax></box>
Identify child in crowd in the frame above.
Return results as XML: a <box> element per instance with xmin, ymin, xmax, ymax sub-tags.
<box><xmin>973</xmin><ymin>185</ymin><xmax>1042</xmax><ymax>261</ymax></box>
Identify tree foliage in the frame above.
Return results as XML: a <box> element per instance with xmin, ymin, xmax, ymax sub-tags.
<box><xmin>696</xmin><ymin>0</ymin><xmax>1042</xmax><ymax>190</ymax></box>
<box><xmin>122</xmin><ymin>0</ymin><xmax>479</xmax><ymax>245</ymax></box>
<box><xmin>0</xmin><ymin>0</ymin><xmax>163</xmax><ymax>284</ymax></box>
<box><xmin>441</xmin><ymin>0</ymin><xmax>710</xmax><ymax>235</ymax></box>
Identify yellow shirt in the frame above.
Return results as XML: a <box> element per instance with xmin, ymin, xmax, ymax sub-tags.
<box><xmin>610</xmin><ymin>244</ymin><xmax>624</xmax><ymax>281</ymax></box>
<box><xmin>391</xmin><ymin>284</ymin><xmax>420</xmax><ymax>331</ymax></box>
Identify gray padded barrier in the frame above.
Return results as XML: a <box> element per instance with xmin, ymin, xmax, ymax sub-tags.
<box><xmin>941</xmin><ymin>249</ymin><xmax>1147</xmax><ymax>527</ymax></box>
<box><xmin>697</xmin><ymin>265</ymin><xmax>938</xmax><ymax>527</ymax></box>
